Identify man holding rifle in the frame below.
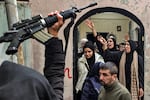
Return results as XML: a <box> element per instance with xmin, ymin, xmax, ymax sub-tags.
<box><xmin>0</xmin><ymin>11</ymin><xmax>65</xmax><ymax>100</ymax></box>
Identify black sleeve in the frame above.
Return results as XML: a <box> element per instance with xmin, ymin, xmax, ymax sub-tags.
<box><xmin>44</xmin><ymin>37</ymin><xmax>65</xmax><ymax>100</ymax></box>
<box><xmin>138</xmin><ymin>55</ymin><xmax>144</xmax><ymax>90</ymax></box>
<box><xmin>102</xmin><ymin>49</ymin><xmax>122</xmax><ymax>64</ymax></box>
<box><xmin>95</xmin><ymin>38</ymin><xmax>103</xmax><ymax>56</ymax></box>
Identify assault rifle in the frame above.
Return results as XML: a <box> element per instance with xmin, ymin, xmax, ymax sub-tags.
<box><xmin>0</xmin><ymin>2</ymin><xmax>97</xmax><ymax>55</ymax></box>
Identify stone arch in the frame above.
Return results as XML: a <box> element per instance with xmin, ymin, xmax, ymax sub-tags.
<box><xmin>72</xmin><ymin>7</ymin><xmax>145</xmax><ymax>100</ymax></box>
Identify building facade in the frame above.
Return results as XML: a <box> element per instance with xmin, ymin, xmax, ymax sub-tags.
<box><xmin>0</xmin><ymin>0</ymin><xmax>150</xmax><ymax>100</ymax></box>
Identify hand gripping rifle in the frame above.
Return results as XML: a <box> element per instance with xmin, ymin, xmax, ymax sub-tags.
<box><xmin>0</xmin><ymin>2</ymin><xmax>97</xmax><ymax>55</ymax></box>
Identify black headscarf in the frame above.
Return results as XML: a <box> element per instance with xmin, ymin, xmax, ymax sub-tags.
<box><xmin>128</xmin><ymin>40</ymin><xmax>137</xmax><ymax>52</ymax></box>
<box><xmin>83</xmin><ymin>41</ymin><xmax>96</xmax><ymax>70</ymax></box>
<box><xmin>88</xmin><ymin>62</ymin><xmax>105</xmax><ymax>77</ymax></box>
<box><xmin>83</xmin><ymin>41</ymin><xmax>95</xmax><ymax>52</ymax></box>
<box><xmin>107</xmin><ymin>37</ymin><xmax>117</xmax><ymax>51</ymax></box>
<box><xmin>125</xmin><ymin>40</ymin><xmax>137</xmax><ymax>90</ymax></box>
<box><xmin>125</xmin><ymin>40</ymin><xmax>137</xmax><ymax>66</ymax></box>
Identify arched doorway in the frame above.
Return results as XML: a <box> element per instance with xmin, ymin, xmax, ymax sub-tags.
<box><xmin>72</xmin><ymin>7</ymin><xmax>144</xmax><ymax>100</ymax></box>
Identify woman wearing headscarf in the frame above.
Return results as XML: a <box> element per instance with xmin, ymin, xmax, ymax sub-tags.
<box><xmin>85</xmin><ymin>19</ymin><xmax>118</xmax><ymax>55</ymax></box>
<box><xmin>106</xmin><ymin>36</ymin><xmax>118</xmax><ymax>51</ymax></box>
<box><xmin>98</xmin><ymin>36</ymin><xmax>144</xmax><ymax>100</ymax></box>
<box><xmin>75</xmin><ymin>41</ymin><xmax>104</xmax><ymax>100</ymax></box>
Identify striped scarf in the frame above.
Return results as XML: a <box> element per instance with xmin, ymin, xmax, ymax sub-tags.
<box><xmin>119</xmin><ymin>51</ymin><xmax>140</xmax><ymax>100</ymax></box>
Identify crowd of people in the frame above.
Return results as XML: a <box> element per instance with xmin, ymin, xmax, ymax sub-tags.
<box><xmin>76</xmin><ymin>19</ymin><xmax>144</xmax><ymax>100</ymax></box>
<box><xmin>0</xmin><ymin>11</ymin><xmax>144</xmax><ymax>100</ymax></box>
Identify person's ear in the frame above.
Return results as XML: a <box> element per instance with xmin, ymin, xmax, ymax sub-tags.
<box><xmin>112</xmin><ymin>74</ymin><xmax>117</xmax><ymax>80</ymax></box>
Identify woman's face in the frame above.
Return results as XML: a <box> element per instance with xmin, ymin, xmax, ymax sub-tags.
<box><xmin>107</xmin><ymin>38</ymin><xmax>114</xmax><ymax>49</ymax></box>
<box><xmin>84</xmin><ymin>48</ymin><xmax>94</xmax><ymax>59</ymax></box>
<box><xmin>124</xmin><ymin>41</ymin><xmax>131</xmax><ymax>53</ymax></box>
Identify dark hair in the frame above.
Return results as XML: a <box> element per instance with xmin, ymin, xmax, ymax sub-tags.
<box><xmin>99</xmin><ymin>61</ymin><xmax>118</xmax><ymax>75</ymax></box>
<box><xmin>119</xmin><ymin>42</ymin><xmax>125</xmax><ymax>45</ymax></box>
<box><xmin>107</xmin><ymin>37</ymin><xmax>117</xmax><ymax>51</ymax></box>
<box><xmin>110</xmin><ymin>37</ymin><xmax>116</xmax><ymax>46</ymax></box>
<box><xmin>83</xmin><ymin>41</ymin><xmax>95</xmax><ymax>52</ymax></box>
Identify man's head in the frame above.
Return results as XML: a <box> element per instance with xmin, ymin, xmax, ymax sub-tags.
<box><xmin>99</xmin><ymin>62</ymin><xmax>118</xmax><ymax>86</ymax></box>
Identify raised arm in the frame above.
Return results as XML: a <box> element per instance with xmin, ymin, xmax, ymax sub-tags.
<box><xmin>44</xmin><ymin>11</ymin><xmax>65</xmax><ymax>100</ymax></box>
<box><xmin>85</xmin><ymin>19</ymin><xmax>97</xmax><ymax>37</ymax></box>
